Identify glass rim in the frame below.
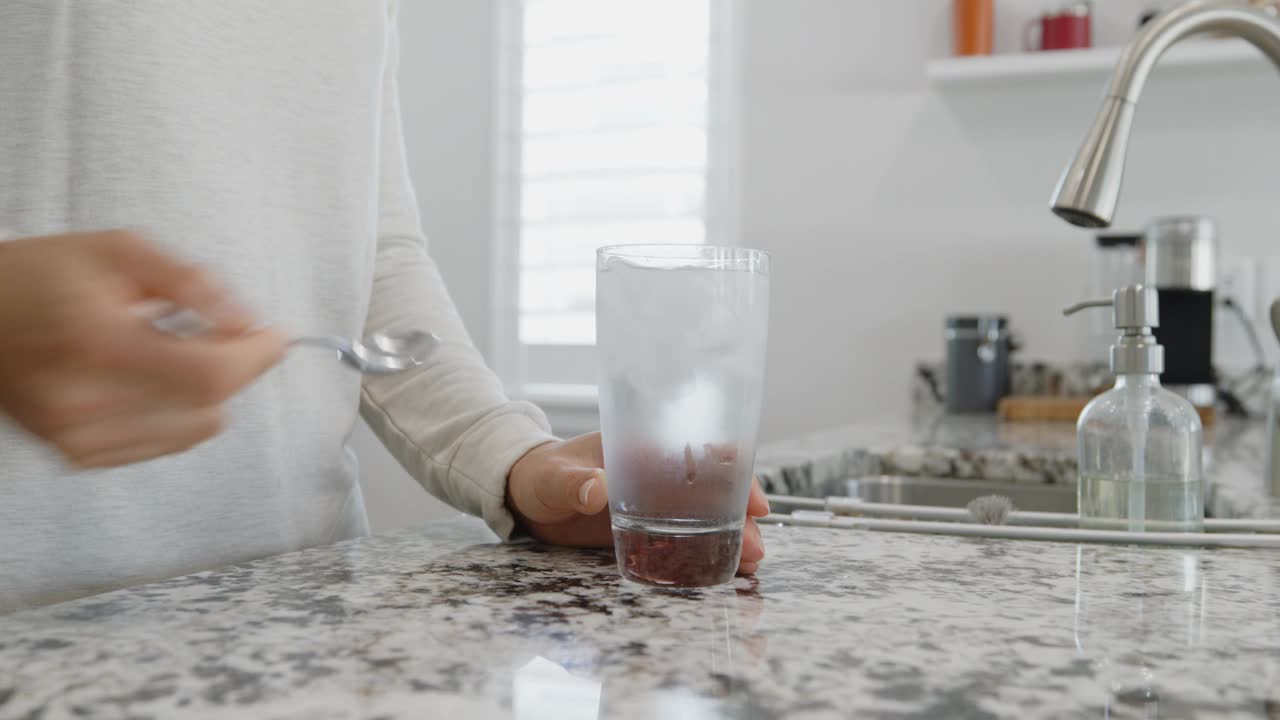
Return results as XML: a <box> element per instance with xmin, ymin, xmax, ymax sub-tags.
<box><xmin>597</xmin><ymin>243</ymin><xmax>769</xmax><ymax>260</ymax></box>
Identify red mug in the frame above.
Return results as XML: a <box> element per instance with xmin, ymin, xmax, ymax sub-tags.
<box><xmin>1026</xmin><ymin>5</ymin><xmax>1092</xmax><ymax>51</ymax></box>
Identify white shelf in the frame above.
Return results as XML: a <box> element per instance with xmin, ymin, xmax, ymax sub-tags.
<box><xmin>927</xmin><ymin>39</ymin><xmax>1272</xmax><ymax>86</ymax></box>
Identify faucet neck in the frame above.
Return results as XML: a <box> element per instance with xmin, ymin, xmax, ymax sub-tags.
<box><xmin>1051</xmin><ymin>0</ymin><xmax>1280</xmax><ymax>229</ymax></box>
<box><xmin>1108</xmin><ymin>0</ymin><xmax>1280</xmax><ymax>104</ymax></box>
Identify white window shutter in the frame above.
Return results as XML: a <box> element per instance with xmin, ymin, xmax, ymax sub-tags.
<box><xmin>515</xmin><ymin>0</ymin><xmax>714</xmax><ymax>347</ymax></box>
<box><xmin>493</xmin><ymin>0</ymin><xmax>733</xmax><ymax>404</ymax></box>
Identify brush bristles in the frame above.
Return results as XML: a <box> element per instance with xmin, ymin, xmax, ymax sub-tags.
<box><xmin>967</xmin><ymin>495</ymin><xmax>1015</xmax><ymax>525</ymax></box>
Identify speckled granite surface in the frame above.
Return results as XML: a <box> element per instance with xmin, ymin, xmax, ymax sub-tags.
<box><xmin>755</xmin><ymin>416</ymin><xmax>1278</xmax><ymax>521</ymax></box>
<box><xmin>912</xmin><ymin>361</ymin><xmax>1115</xmax><ymax>411</ymax></box>
<box><xmin>2</xmin><ymin>517</ymin><xmax>1279</xmax><ymax>719</ymax></box>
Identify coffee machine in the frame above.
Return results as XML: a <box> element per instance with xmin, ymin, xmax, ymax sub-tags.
<box><xmin>1143</xmin><ymin>216</ymin><xmax>1216</xmax><ymax>407</ymax></box>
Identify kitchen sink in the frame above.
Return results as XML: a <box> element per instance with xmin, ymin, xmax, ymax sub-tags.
<box><xmin>825</xmin><ymin>476</ymin><xmax>1078</xmax><ymax>514</ymax></box>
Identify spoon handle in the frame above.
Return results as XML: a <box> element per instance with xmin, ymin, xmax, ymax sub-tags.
<box><xmin>141</xmin><ymin>305</ymin><xmax>336</xmax><ymax>347</ymax></box>
<box><xmin>142</xmin><ymin>305</ymin><xmax>429</xmax><ymax>375</ymax></box>
<box><xmin>289</xmin><ymin>336</ymin><xmax>347</xmax><ymax>351</ymax></box>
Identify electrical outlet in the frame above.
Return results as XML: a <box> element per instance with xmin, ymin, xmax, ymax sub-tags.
<box><xmin>1219</xmin><ymin>255</ymin><xmax>1258</xmax><ymax>316</ymax></box>
<box><xmin>1260</xmin><ymin>257</ymin><xmax>1280</xmax><ymax>364</ymax></box>
<box><xmin>1261</xmin><ymin>257</ymin><xmax>1280</xmax><ymax>311</ymax></box>
<box><xmin>1216</xmin><ymin>256</ymin><xmax>1261</xmax><ymax>371</ymax></box>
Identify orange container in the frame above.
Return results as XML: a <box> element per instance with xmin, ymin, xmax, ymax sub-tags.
<box><xmin>954</xmin><ymin>0</ymin><xmax>994</xmax><ymax>56</ymax></box>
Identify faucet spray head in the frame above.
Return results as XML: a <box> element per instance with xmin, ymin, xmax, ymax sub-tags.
<box><xmin>1049</xmin><ymin>97</ymin><xmax>1136</xmax><ymax>229</ymax></box>
<box><xmin>1049</xmin><ymin>0</ymin><xmax>1280</xmax><ymax>230</ymax></box>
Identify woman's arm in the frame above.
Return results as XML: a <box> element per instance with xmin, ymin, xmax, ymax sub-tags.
<box><xmin>359</xmin><ymin>1</ymin><xmax>556</xmax><ymax>539</ymax></box>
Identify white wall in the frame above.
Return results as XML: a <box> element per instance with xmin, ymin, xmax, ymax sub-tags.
<box><xmin>362</xmin><ymin>0</ymin><xmax>1280</xmax><ymax>530</ymax></box>
<box><xmin>740</xmin><ymin>0</ymin><xmax>1280</xmax><ymax>441</ymax></box>
<box><xmin>356</xmin><ymin>0</ymin><xmax>502</xmax><ymax>532</ymax></box>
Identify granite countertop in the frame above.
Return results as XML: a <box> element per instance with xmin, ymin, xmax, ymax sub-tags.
<box><xmin>755</xmin><ymin>415</ymin><xmax>1277</xmax><ymax>520</ymax></box>
<box><xmin>3</xmin><ymin>517</ymin><xmax>1279</xmax><ymax>719</ymax></box>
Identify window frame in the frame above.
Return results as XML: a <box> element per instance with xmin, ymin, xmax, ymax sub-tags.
<box><xmin>490</xmin><ymin>0</ymin><xmax>741</xmax><ymax>431</ymax></box>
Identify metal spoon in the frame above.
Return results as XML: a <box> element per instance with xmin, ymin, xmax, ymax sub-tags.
<box><xmin>290</xmin><ymin>331</ymin><xmax>440</xmax><ymax>374</ymax></box>
<box><xmin>143</xmin><ymin>304</ymin><xmax>440</xmax><ymax>375</ymax></box>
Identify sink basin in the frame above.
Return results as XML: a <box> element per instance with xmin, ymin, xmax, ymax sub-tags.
<box><xmin>829</xmin><ymin>476</ymin><xmax>1078</xmax><ymax>514</ymax></box>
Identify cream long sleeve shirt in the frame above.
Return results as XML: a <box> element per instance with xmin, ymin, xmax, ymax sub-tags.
<box><xmin>0</xmin><ymin>1</ymin><xmax>554</xmax><ymax>611</ymax></box>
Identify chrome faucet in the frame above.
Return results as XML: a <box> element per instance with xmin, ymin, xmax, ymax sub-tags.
<box><xmin>1050</xmin><ymin>0</ymin><xmax>1280</xmax><ymax>228</ymax></box>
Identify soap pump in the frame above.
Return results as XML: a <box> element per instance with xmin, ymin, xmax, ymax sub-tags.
<box><xmin>1063</xmin><ymin>285</ymin><xmax>1204</xmax><ymax>532</ymax></box>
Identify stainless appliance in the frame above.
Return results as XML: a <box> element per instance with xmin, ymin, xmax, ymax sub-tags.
<box><xmin>1092</xmin><ymin>233</ymin><xmax>1143</xmax><ymax>363</ymax></box>
<box><xmin>1145</xmin><ymin>216</ymin><xmax>1216</xmax><ymax>405</ymax></box>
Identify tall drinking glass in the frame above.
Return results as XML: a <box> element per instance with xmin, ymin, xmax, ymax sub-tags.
<box><xmin>596</xmin><ymin>245</ymin><xmax>770</xmax><ymax>588</ymax></box>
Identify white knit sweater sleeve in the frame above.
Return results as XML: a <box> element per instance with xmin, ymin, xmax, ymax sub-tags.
<box><xmin>358</xmin><ymin>1</ymin><xmax>555</xmax><ymax>539</ymax></box>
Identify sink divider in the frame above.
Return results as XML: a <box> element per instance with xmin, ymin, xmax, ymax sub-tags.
<box><xmin>762</xmin><ymin>510</ymin><xmax>1280</xmax><ymax>548</ymax></box>
<box><xmin>765</xmin><ymin>494</ymin><xmax>1280</xmax><ymax>537</ymax></box>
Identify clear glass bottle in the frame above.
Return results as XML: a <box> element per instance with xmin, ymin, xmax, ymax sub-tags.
<box><xmin>1065</xmin><ymin>286</ymin><xmax>1204</xmax><ymax>532</ymax></box>
<box><xmin>1265</xmin><ymin>367</ymin><xmax>1280</xmax><ymax>503</ymax></box>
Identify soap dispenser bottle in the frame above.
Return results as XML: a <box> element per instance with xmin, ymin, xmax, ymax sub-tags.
<box><xmin>1064</xmin><ymin>285</ymin><xmax>1204</xmax><ymax>532</ymax></box>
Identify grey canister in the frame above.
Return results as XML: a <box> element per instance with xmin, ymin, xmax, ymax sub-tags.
<box><xmin>945</xmin><ymin>315</ymin><xmax>1012</xmax><ymax>413</ymax></box>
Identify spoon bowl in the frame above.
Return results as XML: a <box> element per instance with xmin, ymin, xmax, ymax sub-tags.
<box><xmin>351</xmin><ymin>330</ymin><xmax>440</xmax><ymax>373</ymax></box>
<box><xmin>293</xmin><ymin>331</ymin><xmax>441</xmax><ymax>374</ymax></box>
